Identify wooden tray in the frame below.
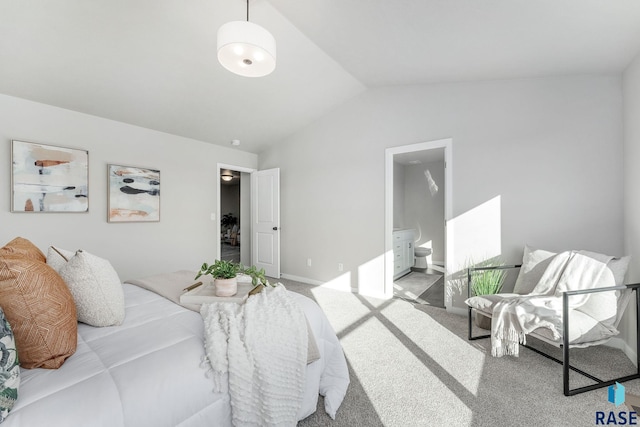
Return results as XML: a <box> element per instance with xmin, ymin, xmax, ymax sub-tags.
<box><xmin>180</xmin><ymin>281</ymin><xmax>254</xmax><ymax>304</ymax></box>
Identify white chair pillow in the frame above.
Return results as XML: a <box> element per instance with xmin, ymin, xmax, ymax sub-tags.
<box><xmin>513</xmin><ymin>245</ymin><xmax>556</xmax><ymax>295</ymax></box>
<box><xmin>58</xmin><ymin>250</ymin><xmax>125</xmax><ymax>327</ymax></box>
<box><xmin>575</xmin><ymin>254</ymin><xmax>630</xmax><ymax>328</ymax></box>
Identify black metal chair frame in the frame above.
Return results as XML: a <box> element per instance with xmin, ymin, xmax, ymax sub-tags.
<box><xmin>466</xmin><ymin>264</ymin><xmax>640</xmax><ymax>396</ymax></box>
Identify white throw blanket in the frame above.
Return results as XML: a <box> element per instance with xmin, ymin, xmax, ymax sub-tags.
<box><xmin>491</xmin><ymin>250</ymin><xmax>613</xmax><ymax>357</ymax></box>
<box><xmin>200</xmin><ymin>284</ymin><xmax>308</xmax><ymax>427</ymax></box>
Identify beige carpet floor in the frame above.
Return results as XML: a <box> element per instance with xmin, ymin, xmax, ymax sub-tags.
<box><xmin>274</xmin><ymin>276</ymin><xmax>640</xmax><ymax>427</ymax></box>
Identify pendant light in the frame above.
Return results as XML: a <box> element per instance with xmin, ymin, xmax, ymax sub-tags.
<box><xmin>217</xmin><ymin>0</ymin><xmax>276</xmax><ymax>77</ymax></box>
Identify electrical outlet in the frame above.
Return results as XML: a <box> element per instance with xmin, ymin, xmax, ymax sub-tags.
<box><xmin>307</xmin><ymin>258</ymin><xmax>312</xmax><ymax>267</ymax></box>
<box><xmin>210</xmin><ymin>213</ymin><xmax>216</xmax><ymax>221</ymax></box>
<box><xmin>338</xmin><ymin>263</ymin><xmax>343</xmax><ymax>271</ymax></box>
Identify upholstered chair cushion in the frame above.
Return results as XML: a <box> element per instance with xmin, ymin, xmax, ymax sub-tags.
<box><xmin>512</xmin><ymin>245</ymin><xmax>556</xmax><ymax>295</ymax></box>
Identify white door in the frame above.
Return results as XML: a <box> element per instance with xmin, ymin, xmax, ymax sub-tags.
<box><xmin>252</xmin><ymin>168</ymin><xmax>280</xmax><ymax>278</ymax></box>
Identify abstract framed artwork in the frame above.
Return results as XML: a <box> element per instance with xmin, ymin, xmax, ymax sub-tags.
<box><xmin>107</xmin><ymin>164</ymin><xmax>160</xmax><ymax>222</ymax></box>
<box><xmin>11</xmin><ymin>140</ymin><xmax>89</xmax><ymax>213</ymax></box>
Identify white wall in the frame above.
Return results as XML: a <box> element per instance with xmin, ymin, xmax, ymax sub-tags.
<box><xmin>392</xmin><ymin>161</ymin><xmax>405</xmax><ymax>229</ymax></box>
<box><xmin>622</xmin><ymin>53</ymin><xmax>640</xmax><ymax>357</ymax></box>
<box><xmin>0</xmin><ymin>94</ymin><xmax>257</xmax><ymax>281</ymax></box>
<box><xmin>259</xmin><ymin>75</ymin><xmax>624</xmax><ymax>300</ymax></box>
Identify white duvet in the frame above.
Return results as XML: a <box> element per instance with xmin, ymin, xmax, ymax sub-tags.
<box><xmin>5</xmin><ymin>284</ymin><xmax>349</xmax><ymax>426</ymax></box>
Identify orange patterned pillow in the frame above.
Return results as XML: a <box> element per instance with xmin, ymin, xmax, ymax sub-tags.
<box><xmin>0</xmin><ymin>252</ymin><xmax>77</xmax><ymax>369</ymax></box>
<box><xmin>0</xmin><ymin>237</ymin><xmax>45</xmax><ymax>262</ymax></box>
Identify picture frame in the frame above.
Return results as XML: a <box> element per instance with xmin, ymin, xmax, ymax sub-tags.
<box><xmin>107</xmin><ymin>164</ymin><xmax>160</xmax><ymax>223</ymax></box>
<box><xmin>11</xmin><ymin>140</ymin><xmax>89</xmax><ymax>213</ymax></box>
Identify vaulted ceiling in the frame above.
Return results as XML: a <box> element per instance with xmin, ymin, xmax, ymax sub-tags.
<box><xmin>1</xmin><ymin>1</ymin><xmax>640</xmax><ymax>154</ymax></box>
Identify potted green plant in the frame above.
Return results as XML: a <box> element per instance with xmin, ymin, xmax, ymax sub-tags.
<box><xmin>221</xmin><ymin>213</ymin><xmax>238</xmax><ymax>229</ymax></box>
<box><xmin>195</xmin><ymin>260</ymin><xmax>271</xmax><ymax>297</ymax></box>
<box><xmin>469</xmin><ymin>259</ymin><xmax>507</xmax><ymax>329</ymax></box>
<box><xmin>195</xmin><ymin>260</ymin><xmax>240</xmax><ymax>296</ymax></box>
<box><xmin>238</xmin><ymin>264</ymin><xmax>270</xmax><ymax>287</ymax></box>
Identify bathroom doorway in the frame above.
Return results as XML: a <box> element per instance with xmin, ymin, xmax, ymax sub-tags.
<box><xmin>384</xmin><ymin>139</ymin><xmax>452</xmax><ymax>308</ymax></box>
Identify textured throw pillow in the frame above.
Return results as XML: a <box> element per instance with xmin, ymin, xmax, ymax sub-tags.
<box><xmin>575</xmin><ymin>253</ymin><xmax>630</xmax><ymax>329</ymax></box>
<box><xmin>0</xmin><ymin>307</ymin><xmax>19</xmax><ymax>422</ymax></box>
<box><xmin>46</xmin><ymin>246</ymin><xmax>76</xmax><ymax>272</ymax></box>
<box><xmin>0</xmin><ymin>237</ymin><xmax>45</xmax><ymax>262</ymax></box>
<box><xmin>512</xmin><ymin>245</ymin><xmax>557</xmax><ymax>295</ymax></box>
<box><xmin>0</xmin><ymin>255</ymin><xmax>77</xmax><ymax>369</ymax></box>
<box><xmin>58</xmin><ymin>250</ymin><xmax>125</xmax><ymax>327</ymax></box>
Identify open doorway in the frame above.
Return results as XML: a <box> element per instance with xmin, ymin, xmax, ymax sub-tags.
<box><xmin>384</xmin><ymin>138</ymin><xmax>452</xmax><ymax>308</ymax></box>
<box><xmin>392</xmin><ymin>150</ymin><xmax>446</xmax><ymax>307</ymax></box>
<box><xmin>220</xmin><ymin>169</ymin><xmax>241</xmax><ymax>262</ymax></box>
<box><xmin>218</xmin><ymin>164</ymin><xmax>254</xmax><ymax>266</ymax></box>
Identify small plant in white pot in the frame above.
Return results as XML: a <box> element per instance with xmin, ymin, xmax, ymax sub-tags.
<box><xmin>195</xmin><ymin>260</ymin><xmax>271</xmax><ymax>297</ymax></box>
<box><xmin>195</xmin><ymin>260</ymin><xmax>241</xmax><ymax>297</ymax></box>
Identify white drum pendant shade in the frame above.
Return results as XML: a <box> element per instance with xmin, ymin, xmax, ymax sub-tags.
<box><xmin>217</xmin><ymin>21</ymin><xmax>276</xmax><ymax>77</ymax></box>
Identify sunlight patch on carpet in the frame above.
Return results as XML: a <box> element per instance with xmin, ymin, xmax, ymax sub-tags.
<box><xmin>380</xmin><ymin>301</ymin><xmax>486</xmax><ymax>395</ymax></box>
<box><xmin>310</xmin><ymin>286</ymin><xmax>388</xmax><ymax>336</ymax></box>
<box><xmin>339</xmin><ymin>316</ymin><xmax>473</xmax><ymax>426</ymax></box>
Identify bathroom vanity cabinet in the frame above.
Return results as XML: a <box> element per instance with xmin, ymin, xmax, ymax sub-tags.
<box><xmin>393</xmin><ymin>229</ymin><xmax>415</xmax><ymax>280</ymax></box>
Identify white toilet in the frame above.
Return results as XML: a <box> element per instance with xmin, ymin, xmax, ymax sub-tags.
<box><xmin>414</xmin><ymin>247</ymin><xmax>432</xmax><ymax>269</ymax></box>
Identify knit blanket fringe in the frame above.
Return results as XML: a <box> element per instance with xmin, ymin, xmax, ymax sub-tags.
<box><xmin>491</xmin><ymin>327</ymin><xmax>527</xmax><ymax>357</ymax></box>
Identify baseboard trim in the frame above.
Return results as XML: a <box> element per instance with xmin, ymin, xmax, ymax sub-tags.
<box><xmin>428</xmin><ymin>263</ymin><xmax>446</xmax><ymax>274</ymax></box>
<box><xmin>607</xmin><ymin>337</ymin><xmax>638</xmax><ymax>368</ymax></box>
<box><xmin>280</xmin><ymin>273</ymin><xmax>360</xmax><ymax>294</ymax></box>
<box><xmin>280</xmin><ymin>273</ymin><xmax>324</xmax><ymax>286</ymax></box>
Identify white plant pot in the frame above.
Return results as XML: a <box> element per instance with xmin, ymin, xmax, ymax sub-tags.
<box><xmin>214</xmin><ymin>277</ymin><xmax>238</xmax><ymax>297</ymax></box>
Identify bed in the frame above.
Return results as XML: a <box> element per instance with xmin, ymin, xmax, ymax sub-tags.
<box><xmin>4</xmin><ymin>280</ymin><xmax>349</xmax><ymax>426</ymax></box>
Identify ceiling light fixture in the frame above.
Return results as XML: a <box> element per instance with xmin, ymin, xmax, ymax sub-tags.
<box><xmin>217</xmin><ymin>0</ymin><xmax>276</xmax><ymax>78</ymax></box>
<box><xmin>221</xmin><ymin>174</ymin><xmax>234</xmax><ymax>182</ymax></box>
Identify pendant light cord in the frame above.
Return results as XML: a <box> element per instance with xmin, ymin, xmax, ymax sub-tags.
<box><xmin>246</xmin><ymin>0</ymin><xmax>249</xmax><ymax>22</ymax></box>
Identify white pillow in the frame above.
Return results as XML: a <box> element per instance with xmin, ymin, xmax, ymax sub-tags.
<box><xmin>512</xmin><ymin>245</ymin><xmax>556</xmax><ymax>295</ymax></box>
<box><xmin>46</xmin><ymin>246</ymin><xmax>76</xmax><ymax>272</ymax></box>
<box><xmin>575</xmin><ymin>254</ymin><xmax>630</xmax><ymax>329</ymax></box>
<box><xmin>58</xmin><ymin>250</ymin><xmax>125</xmax><ymax>327</ymax></box>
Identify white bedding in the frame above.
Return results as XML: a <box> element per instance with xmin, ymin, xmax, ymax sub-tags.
<box><xmin>5</xmin><ymin>283</ymin><xmax>349</xmax><ymax>426</ymax></box>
